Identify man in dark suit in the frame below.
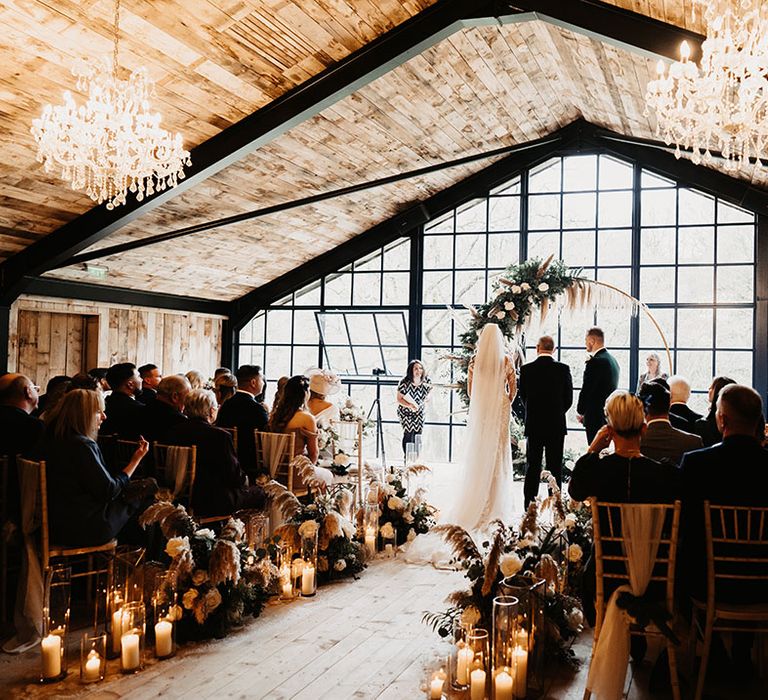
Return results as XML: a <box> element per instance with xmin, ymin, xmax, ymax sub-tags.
<box><xmin>638</xmin><ymin>381</ymin><xmax>702</xmax><ymax>465</ymax></box>
<box><xmin>144</xmin><ymin>375</ymin><xmax>190</xmax><ymax>442</ymax></box>
<box><xmin>215</xmin><ymin>364</ymin><xmax>269</xmax><ymax>473</ymax></box>
<box><xmin>668</xmin><ymin>375</ymin><xmax>703</xmax><ymax>428</ymax></box>
<box><xmin>101</xmin><ymin>363</ymin><xmax>146</xmax><ymax>439</ymax></box>
<box><xmin>518</xmin><ymin>335</ymin><xmax>573</xmax><ymax>507</ymax></box>
<box><xmin>576</xmin><ymin>326</ymin><xmax>620</xmax><ymax>443</ymax></box>
<box><xmin>138</xmin><ymin>363</ymin><xmax>162</xmax><ymax>405</ymax></box>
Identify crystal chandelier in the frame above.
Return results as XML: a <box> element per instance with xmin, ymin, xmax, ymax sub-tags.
<box><xmin>646</xmin><ymin>0</ymin><xmax>768</xmax><ymax>170</ymax></box>
<box><xmin>31</xmin><ymin>0</ymin><xmax>191</xmax><ymax>209</ymax></box>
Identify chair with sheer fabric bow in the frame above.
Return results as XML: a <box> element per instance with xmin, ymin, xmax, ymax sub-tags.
<box><xmin>255</xmin><ymin>431</ymin><xmax>298</xmax><ymax>493</ymax></box>
<box><xmin>152</xmin><ymin>444</ymin><xmax>196</xmax><ymax>507</ymax></box>
<box><xmin>689</xmin><ymin>501</ymin><xmax>768</xmax><ymax>700</ymax></box>
<box><xmin>584</xmin><ymin>500</ymin><xmax>681</xmax><ymax>700</ymax></box>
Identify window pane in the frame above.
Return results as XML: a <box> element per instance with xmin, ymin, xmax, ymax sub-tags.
<box><xmin>353</xmin><ymin>273</ymin><xmax>381</xmax><ymax>305</ymax></box>
<box><xmin>454</xmin><ymin>270</ymin><xmax>486</xmax><ymax>305</ymax></box>
<box><xmin>347</xmin><ymin>314</ymin><xmax>379</xmax><ymax>345</ymax></box>
<box><xmin>293</xmin><ymin>310</ymin><xmax>320</xmax><ymax>345</ymax></box>
<box><xmin>560</xmin><ymin>309</ymin><xmax>595</xmax><ymax>347</ymax></box>
<box><xmin>488</xmin><ymin>197</ymin><xmax>520</xmax><ymax>231</ymax></box>
<box><xmin>677</xmin><ymin>308</ymin><xmax>713</xmax><ymax>348</ymax></box>
<box><xmin>354</xmin><ymin>346</ymin><xmax>384</xmax><ymax>375</ymax></box>
<box><xmin>598</xmin><ymin>191</ymin><xmax>633</xmax><ymax>228</ymax></box>
<box><xmin>422</xmin><ymin>271</ymin><xmax>453</xmax><ymax>305</ymax></box>
<box><xmin>529</xmin><ymin>194</ymin><xmax>560</xmax><ymax>230</ymax></box>
<box><xmin>376</xmin><ymin>312</ymin><xmax>408</xmax><ymax>345</ymax></box>
<box><xmin>717</xmin><ymin>225</ymin><xmax>755</xmax><ymax>263</ymax></box>
<box><xmin>324</xmin><ymin>346</ymin><xmax>355</xmax><ymax>375</ymax></box>
<box><xmin>640</xmin><ymin>228</ymin><xmax>676</xmax><ymax>264</ymax></box>
<box><xmin>424</xmin><ymin>235</ymin><xmax>453</xmax><ymax>269</ymax></box>
<box><xmin>382</xmin><ymin>347</ymin><xmax>408</xmax><ymax>376</ymax></box>
<box><xmin>639</xmin><ymin>308</ymin><xmax>674</xmax><ymax>348</ymax></box>
<box><xmin>715</xmin><ymin>351</ymin><xmax>752</xmax><ymax>386</ymax></box>
<box><xmin>422</xmin><ymin>309</ymin><xmax>452</xmax><ymax>346</ymax></box>
<box><xmin>563</xmin><ymin>155</ymin><xmax>597</xmax><ymax>191</ymax></box>
<box><xmin>488</xmin><ymin>233</ymin><xmax>519</xmax><ymax>263</ymax></box>
<box><xmin>599</xmin><ymin>155</ymin><xmax>633</xmax><ymax>189</ymax></box>
<box><xmin>528</xmin><ymin>232</ymin><xmax>560</xmax><ymax>260</ymax></box>
<box><xmin>238</xmin><ymin>345</ymin><xmax>264</xmax><ymax>368</ymax></box>
<box><xmin>641</xmin><ymin>189</ymin><xmax>676</xmax><ymax>226</ymax></box>
<box><xmin>325</xmin><ymin>273</ymin><xmax>351</xmax><ymax>305</ymax></box>
<box><xmin>716</xmin><ymin>265</ymin><xmax>753</xmax><ymax>303</ymax></box>
<box><xmin>641</xmin><ymin>170</ymin><xmax>674</xmax><ymax>188</ymax></box>
<box><xmin>640</xmin><ymin>267</ymin><xmax>676</xmax><ymax>303</ymax></box>
<box><xmin>383</xmin><ymin>239</ymin><xmax>410</xmax><ymax>270</ymax></box>
<box><xmin>717</xmin><ymin>201</ymin><xmax>753</xmax><ymax>224</ymax></box>
<box><xmin>382</xmin><ymin>272</ymin><xmax>409</xmax><ymax>305</ymax></box>
<box><xmin>596</xmin><ymin>266</ymin><xmax>631</xmax><ymax>293</ymax></box>
<box><xmin>529</xmin><ymin>158</ymin><xmax>561</xmax><ymax>193</ymax></box>
<box><xmin>456</xmin><ymin>199</ymin><xmax>487</xmax><ymax>232</ymax></box>
<box><xmin>597</xmin><ymin>229</ymin><xmax>632</xmax><ymax>265</ymax></box>
<box><xmin>294</xmin><ymin>283</ymin><xmax>321</xmax><ymax>306</ymax></box>
<box><xmin>716</xmin><ymin>308</ymin><xmax>753</xmax><ymax>348</ymax></box>
<box><xmin>675</xmin><ymin>350</ymin><xmax>713</xmax><ymax>390</ymax></box>
<box><xmin>678</xmin><ymin>267</ymin><xmax>713</xmax><ymax>303</ymax></box>
<box><xmin>354</xmin><ymin>254</ymin><xmax>381</xmax><ymax>273</ymax></box>
<box><xmin>678</xmin><ymin>226</ymin><xmax>714</xmax><ymax>264</ymax></box>
<box><xmin>678</xmin><ymin>189</ymin><xmax>715</xmax><ymax>225</ymax></box>
<box><xmin>265</xmin><ymin>345</ymin><xmax>292</xmax><ymax>380</ymax></box>
<box><xmin>562</xmin><ymin>192</ymin><xmax>596</xmax><ymax>229</ymax></box>
<box><xmin>455</xmin><ymin>233</ymin><xmax>486</xmax><ymax>268</ymax></box>
<box><xmin>292</xmin><ymin>346</ymin><xmax>320</xmax><ymax>375</ymax></box>
<box><xmin>595</xmin><ymin>308</ymin><xmax>630</xmax><ymax>347</ymax></box>
<box><xmin>562</xmin><ymin>230</ymin><xmax>595</xmax><ymax>266</ymax></box>
<box><xmin>425</xmin><ymin>212</ymin><xmax>453</xmax><ymax>233</ymax></box>
<box><xmin>317</xmin><ymin>313</ymin><xmax>347</xmax><ymax>344</ymax></box>
<box><xmin>491</xmin><ymin>177</ymin><xmax>521</xmax><ymax>195</ymax></box>
<box><xmin>266</xmin><ymin>309</ymin><xmax>292</xmax><ymax>344</ymax></box>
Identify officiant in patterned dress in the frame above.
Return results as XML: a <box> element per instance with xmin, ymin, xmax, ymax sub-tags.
<box><xmin>396</xmin><ymin>360</ymin><xmax>432</xmax><ymax>455</ymax></box>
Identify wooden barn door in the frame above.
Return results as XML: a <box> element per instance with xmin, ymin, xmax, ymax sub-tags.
<box><xmin>16</xmin><ymin>310</ymin><xmax>99</xmax><ymax>389</ymax></box>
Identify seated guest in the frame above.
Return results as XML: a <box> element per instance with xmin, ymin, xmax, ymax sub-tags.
<box><xmin>164</xmin><ymin>390</ymin><xmax>264</xmax><ymax>517</ymax></box>
<box><xmin>668</xmin><ymin>375</ymin><xmax>703</xmax><ymax>428</ymax></box>
<box><xmin>138</xmin><ymin>363</ymin><xmax>162</xmax><ymax>404</ymax></box>
<box><xmin>101</xmin><ymin>363</ymin><xmax>146</xmax><ymax>439</ymax></box>
<box><xmin>43</xmin><ymin>389</ymin><xmax>151</xmax><ymax>546</ymax></box>
<box><xmin>569</xmin><ymin>390</ymin><xmax>680</xmax><ymax>503</ymax></box>
<box><xmin>693</xmin><ymin>376</ymin><xmax>736</xmax><ymax>446</ymax></box>
<box><xmin>638</xmin><ymin>382</ymin><xmax>702</xmax><ymax>465</ymax></box>
<box><xmin>214</xmin><ymin>367</ymin><xmax>231</xmax><ymax>379</ymax></box>
<box><xmin>185</xmin><ymin>370</ymin><xmax>205</xmax><ymax>390</ymax></box>
<box><xmin>213</xmin><ymin>372</ymin><xmax>237</xmax><ymax>407</ymax></box>
<box><xmin>306</xmin><ymin>369</ymin><xmax>341</xmax><ymax>427</ymax></box>
<box><xmin>267</xmin><ymin>375</ymin><xmax>333</xmax><ymax>488</ymax></box>
<box><xmin>88</xmin><ymin>367</ymin><xmax>111</xmax><ymax>393</ymax></box>
<box><xmin>216</xmin><ymin>365</ymin><xmax>269</xmax><ymax>472</ymax></box>
<box><xmin>680</xmin><ymin>385</ymin><xmax>768</xmax><ymax>602</ymax></box>
<box><xmin>35</xmin><ymin>375</ymin><xmax>71</xmax><ymax>418</ymax></box>
<box><xmin>274</xmin><ymin>376</ymin><xmax>289</xmax><ymax>405</ymax></box>
<box><xmin>69</xmin><ymin>372</ymin><xmax>100</xmax><ymax>392</ymax></box>
<box><xmin>143</xmin><ymin>375</ymin><xmax>190</xmax><ymax>442</ymax></box>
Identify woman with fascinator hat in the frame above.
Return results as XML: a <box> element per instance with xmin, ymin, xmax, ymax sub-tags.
<box><xmin>306</xmin><ymin>369</ymin><xmax>341</xmax><ymax>428</ymax></box>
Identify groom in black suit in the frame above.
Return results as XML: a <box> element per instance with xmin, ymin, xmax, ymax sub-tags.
<box><xmin>518</xmin><ymin>335</ymin><xmax>573</xmax><ymax>508</ymax></box>
<box><xmin>576</xmin><ymin>327</ymin><xmax>620</xmax><ymax>443</ymax></box>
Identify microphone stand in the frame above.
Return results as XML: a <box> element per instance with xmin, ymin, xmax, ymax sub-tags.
<box><xmin>367</xmin><ymin>369</ymin><xmax>387</xmax><ymax>469</ymax></box>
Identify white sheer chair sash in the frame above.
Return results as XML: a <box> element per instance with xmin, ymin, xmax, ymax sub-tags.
<box><xmin>17</xmin><ymin>460</ymin><xmax>43</xmax><ymax>637</ymax></box>
<box><xmin>586</xmin><ymin>504</ymin><xmax>667</xmax><ymax>700</ymax></box>
<box><xmin>165</xmin><ymin>446</ymin><xmax>190</xmax><ymax>498</ymax></box>
<box><xmin>262</xmin><ymin>433</ymin><xmax>291</xmax><ymax>478</ymax></box>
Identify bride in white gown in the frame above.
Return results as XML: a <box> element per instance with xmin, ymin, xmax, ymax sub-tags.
<box><xmin>405</xmin><ymin>323</ymin><xmax>522</xmax><ymax>564</ymax></box>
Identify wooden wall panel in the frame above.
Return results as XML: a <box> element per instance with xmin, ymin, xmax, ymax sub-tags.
<box><xmin>7</xmin><ymin>296</ymin><xmax>225</xmax><ymax>386</ymax></box>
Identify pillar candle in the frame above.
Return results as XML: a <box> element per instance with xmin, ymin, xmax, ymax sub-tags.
<box><xmin>111</xmin><ymin>608</ymin><xmax>123</xmax><ymax>653</ymax></box>
<box><xmin>456</xmin><ymin>645</ymin><xmax>474</xmax><ymax>685</ymax></box>
<box><xmin>494</xmin><ymin>668</ymin><xmax>514</xmax><ymax>700</ymax></box>
<box><xmin>470</xmin><ymin>667</ymin><xmax>486</xmax><ymax>700</ymax></box>
<box><xmin>291</xmin><ymin>557</ymin><xmax>304</xmax><ymax>580</ymax></box>
<box><xmin>41</xmin><ymin>634</ymin><xmax>61</xmax><ymax>679</ymax></box>
<box><xmin>513</xmin><ymin>646</ymin><xmax>528</xmax><ymax>697</ymax></box>
<box><xmin>429</xmin><ymin>675</ymin><xmax>444</xmax><ymax>699</ymax></box>
<box><xmin>364</xmin><ymin>527</ymin><xmax>376</xmax><ymax>555</ymax></box>
<box><xmin>121</xmin><ymin>633</ymin><xmax>141</xmax><ymax>671</ymax></box>
<box><xmin>384</xmin><ymin>543</ymin><xmax>394</xmax><ymax>557</ymax></box>
<box><xmin>155</xmin><ymin>620</ymin><xmax>173</xmax><ymax>658</ymax></box>
<box><xmin>301</xmin><ymin>564</ymin><xmax>315</xmax><ymax>595</ymax></box>
<box><xmin>282</xmin><ymin>580</ymin><xmax>293</xmax><ymax>598</ymax></box>
<box><xmin>83</xmin><ymin>649</ymin><xmax>101</xmax><ymax>681</ymax></box>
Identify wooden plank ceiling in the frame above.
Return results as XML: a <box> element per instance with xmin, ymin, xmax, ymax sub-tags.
<box><xmin>0</xmin><ymin>1</ymin><xmax>760</xmax><ymax>300</ymax></box>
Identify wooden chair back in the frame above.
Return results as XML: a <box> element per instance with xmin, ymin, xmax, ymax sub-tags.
<box><xmin>591</xmin><ymin>500</ymin><xmax>681</xmax><ymax>637</ymax></box>
<box><xmin>219</xmin><ymin>426</ymin><xmax>238</xmax><ymax>453</ymax></box>
<box><xmin>153</xmin><ymin>444</ymin><xmax>197</xmax><ymax>506</ymax></box>
<box><xmin>0</xmin><ymin>455</ymin><xmax>8</xmax><ymax>622</ymax></box>
<box><xmin>255</xmin><ymin>431</ymin><xmax>296</xmax><ymax>491</ymax></box>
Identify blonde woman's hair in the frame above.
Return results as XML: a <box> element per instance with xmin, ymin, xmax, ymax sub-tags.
<box><xmin>604</xmin><ymin>390</ymin><xmax>645</xmax><ymax>438</ymax></box>
<box><xmin>185</xmin><ymin>370</ymin><xmax>205</xmax><ymax>390</ymax></box>
<box><xmin>184</xmin><ymin>389</ymin><xmax>217</xmax><ymax>420</ymax></box>
<box><xmin>214</xmin><ymin>372</ymin><xmax>237</xmax><ymax>405</ymax></box>
<box><xmin>46</xmin><ymin>389</ymin><xmax>104</xmax><ymax>441</ymax></box>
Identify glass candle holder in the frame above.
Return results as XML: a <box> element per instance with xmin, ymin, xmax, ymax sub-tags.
<box><xmin>41</xmin><ymin>566</ymin><xmax>71</xmax><ymax>683</ymax></box>
<box><xmin>236</xmin><ymin>510</ymin><xmax>269</xmax><ymax>551</ymax></box>
<box><xmin>153</xmin><ymin>581</ymin><xmax>177</xmax><ymax>659</ymax></box>
<box><xmin>80</xmin><ymin>633</ymin><xmax>106</xmax><ymax>683</ymax></box>
<box><xmin>427</xmin><ymin>667</ymin><xmax>448</xmax><ymax>699</ymax></box>
<box><xmin>108</xmin><ymin>589</ymin><xmax>124</xmax><ymax>659</ymax></box>
<box><xmin>363</xmin><ymin>502</ymin><xmax>379</xmax><ymax>557</ymax></box>
<box><xmin>492</xmin><ymin>596</ymin><xmax>519</xmax><ymax>700</ymax></box>
<box><xmin>467</xmin><ymin>628</ymin><xmax>489</xmax><ymax>700</ymax></box>
<box><xmin>451</xmin><ymin>618</ymin><xmax>474</xmax><ymax>691</ymax></box>
<box><xmin>120</xmin><ymin>601</ymin><xmax>145</xmax><ymax>673</ymax></box>
<box><xmin>114</xmin><ymin>545</ymin><xmax>146</xmax><ymax>604</ymax></box>
<box><xmin>300</xmin><ymin>528</ymin><xmax>318</xmax><ymax>597</ymax></box>
<box><xmin>382</xmin><ymin>535</ymin><xmax>396</xmax><ymax>558</ymax></box>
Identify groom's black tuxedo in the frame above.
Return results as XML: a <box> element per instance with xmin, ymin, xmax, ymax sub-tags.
<box><xmin>577</xmin><ymin>348</ymin><xmax>620</xmax><ymax>443</ymax></box>
<box><xmin>519</xmin><ymin>355</ymin><xmax>573</xmax><ymax>507</ymax></box>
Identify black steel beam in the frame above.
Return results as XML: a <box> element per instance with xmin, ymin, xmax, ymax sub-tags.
<box><xmin>230</xmin><ymin>122</ymin><xmax>584</xmax><ymax>328</ymax></box>
<box><xmin>0</xmin><ymin>0</ymin><xmax>496</xmax><ymax>304</ymax></box>
<box><xmin>0</xmin><ymin>304</ymin><xmax>10</xmax><ymax>374</ymax></box>
<box><xmin>23</xmin><ymin>277</ymin><xmax>231</xmax><ymax>316</ymax></box>
<box><xmin>755</xmin><ymin>215</ymin><xmax>768</xmax><ymax>407</ymax></box>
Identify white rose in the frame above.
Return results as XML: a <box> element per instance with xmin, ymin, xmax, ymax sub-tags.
<box><xmin>461</xmin><ymin>606</ymin><xmax>481</xmax><ymax>627</ymax></box>
<box><xmin>333</xmin><ymin>452</ymin><xmax>350</xmax><ymax>467</ymax></box>
<box><xmin>165</xmin><ymin>536</ymin><xmax>190</xmax><ymax>559</ymax></box>
<box><xmin>568</xmin><ymin>544</ymin><xmax>583</xmax><ymax>563</ymax></box>
<box><xmin>192</xmin><ymin>569</ymin><xmax>208</xmax><ymax>586</ymax></box>
<box><xmin>510</xmin><ymin>285</ymin><xmax>521</xmax><ymax>294</ymax></box>
<box><xmin>386</xmin><ymin>473</ymin><xmax>398</xmax><ymax>484</ymax></box>
<box><xmin>333</xmin><ymin>559</ymin><xmax>347</xmax><ymax>572</ymax></box>
<box><xmin>182</xmin><ymin>589</ymin><xmax>198</xmax><ymax>609</ymax></box>
<box><xmin>380</xmin><ymin>483</ymin><xmax>396</xmax><ymax>497</ymax></box>
<box><xmin>495</xmin><ymin>311</ymin><xmax>505</xmax><ymax>320</ymax></box>
<box><xmin>566</xmin><ymin>608</ymin><xmax>584</xmax><ymax>631</ymax></box>
<box><xmin>205</xmin><ymin>587</ymin><xmax>222</xmax><ymax>611</ymax></box>
<box><xmin>504</xmin><ymin>301</ymin><xmax>515</xmax><ymax>310</ymax></box>
<box><xmin>538</xmin><ymin>282</ymin><xmax>549</xmax><ymax>292</ymax></box>
<box><xmin>520</xmin><ymin>282</ymin><xmax>530</xmax><ymax>291</ymax></box>
<box><xmin>380</xmin><ymin>522</ymin><xmax>395</xmax><ymax>539</ymax></box>
<box><xmin>403</xmin><ymin>512</ymin><xmax>414</xmax><ymax>524</ymax></box>
<box><xmin>194</xmin><ymin>529</ymin><xmax>215</xmax><ymax>541</ymax></box>
<box><xmin>298</xmin><ymin>520</ymin><xmax>319</xmax><ymax>539</ymax></box>
<box><xmin>388</xmin><ymin>496</ymin><xmax>406</xmax><ymax>512</ymax></box>
<box><xmin>407</xmin><ymin>528</ymin><xmax>417</xmax><ymax>542</ymax></box>
<box><xmin>564</xmin><ymin>514</ymin><xmax>577</xmax><ymax>530</ymax></box>
<box><xmin>499</xmin><ymin>552</ymin><xmax>523</xmax><ymax>578</ymax></box>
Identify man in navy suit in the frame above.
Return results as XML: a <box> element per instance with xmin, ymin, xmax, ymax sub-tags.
<box><xmin>577</xmin><ymin>327</ymin><xmax>620</xmax><ymax>443</ymax></box>
<box><xmin>518</xmin><ymin>335</ymin><xmax>573</xmax><ymax>507</ymax></box>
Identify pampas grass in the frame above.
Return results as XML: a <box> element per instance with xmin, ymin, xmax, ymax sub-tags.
<box><xmin>481</xmin><ymin>520</ymin><xmax>507</xmax><ymax>597</ymax></box>
<box><xmin>264</xmin><ymin>481</ymin><xmax>302</xmax><ymax>520</ymax></box>
<box><xmin>435</xmin><ymin>524</ymin><xmax>480</xmax><ymax>562</ymax></box>
<box><xmin>138</xmin><ymin>501</ymin><xmax>195</xmax><ymax>538</ymax></box>
<box><xmin>209</xmin><ymin>539</ymin><xmax>241</xmax><ymax>587</ymax></box>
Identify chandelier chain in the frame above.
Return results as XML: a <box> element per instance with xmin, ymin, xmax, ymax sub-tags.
<box><xmin>113</xmin><ymin>0</ymin><xmax>120</xmax><ymax>79</ymax></box>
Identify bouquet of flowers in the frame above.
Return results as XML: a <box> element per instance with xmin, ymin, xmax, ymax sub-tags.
<box><xmin>139</xmin><ymin>503</ymin><xmax>275</xmax><ymax>641</ymax></box>
<box><xmin>265</xmin><ymin>481</ymin><xmax>365</xmax><ymax>583</ymax></box>
<box><xmin>374</xmin><ymin>466</ymin><xmax>437</xmax><ymax>546</ymax></box>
